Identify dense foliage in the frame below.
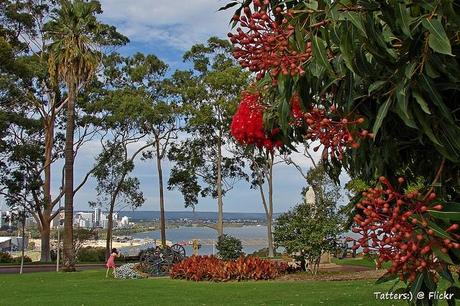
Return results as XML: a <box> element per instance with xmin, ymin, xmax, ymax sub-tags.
<box><xmin>274</xmin><ymin>164</ymin><xmax>342</xmax><ymax>274</ymax></box>
<box><xmin>0</xmin><ymin>252</ymin><xmax>32</xmax><ymax>264</ymax></box>
<box><xmin>167</xmin><ymin>38</ymin><xmax>249</xmax><ymax>236</ymax></box>
<box><xmin>216</xmin><ymin>234</ymin><xmax>244</xmax><ymax>260</ymax></box>
<box><xmin>170</xmin><ymin>255</ymin><xmax>288</xmax><ymax>281</ymax></box>
<box><xmin>225</xmin><ymin>0</ymin><xmax>460</xmax><ymax>301</ymax></box>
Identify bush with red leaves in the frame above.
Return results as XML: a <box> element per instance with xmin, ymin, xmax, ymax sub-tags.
<box><xmin>170</xmin><ymin>255</ymin><xmax>288</xmax><ymax>281</ymax></box>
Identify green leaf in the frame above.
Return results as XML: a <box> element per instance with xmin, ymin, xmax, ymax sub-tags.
<box><xmin>368</xmin><ymin>81</ymin><xmax>386</xmax><ymax>95</ymax></box>
<box><xmin>372</xmin><ymin>98</ymin><xmax>391</xmax><ymax>135</ymax></box>
<box><xmin>218</xmin><ymin>2</ymin><xmax>238</xmax><ymax>11</ymax></box>
<box><xmin>419</xmin><ymin>74</ymin><xmax>454</xmax><ymax>124</ymax></box>
<box><xmin>395</xmin><ymin>3</ymin><xmax>412</xmax><ymax>37</ymax></box>
<box><xmin>422</xmin><ymin>18</ymin><xmax>453</xmax><ymax>56</ymax></box>
<box><xmin>279</xmin><ymin>99</ymin><xmax>290</xmax><ymax>132</ymax></box>
<box><xmin>305</xmin><ymin>0</ymin><xmax>318</xmax><ymax>10</ymax></box>
<box><xmin>311</xmin><ymin>36</ymin><xmax>332</xmax><ymax>73</ymax></box>
<box><xmin>410</xmin><ymin>272</ymin><xmax>424</xmax><ymax>300</ymax></box>
<box><xmin>412</xmin><ymin>91</ymin><xmax>431</xmax><ymax>114</ymax></box>
<box><xmin>423</xmin><ymin>269</ymin><xmax>437</xmax><ymax>292</ymax></box>
<box><xmin>428</xmin><ymin>202</ymin><xmax>460</xmax><ymax>221</ymax></box>
<box><xmin>339</xmin><ymin>24</ymin><xmax>356</xmax><ymax>74</ymax></box>
<box><xmin>432</xmin><ymin>245</ymin><xmax>454</xmax><ymax>265</ymax></box>
<box><xmin>295</xmin><ymin>23</ymin><xmax>305</xmax><ymax>52</ymax></box>
<box><xmin>344</xmin><ymin>12</ymin><xmax>367</xmax><ymax>37</ymax></box>
<box><xmin>395</xmin><ymin>88</ymin><xmax>417</xmax><ymax>129</ymax></box>
<box><xmin>427</xmin><ymin>219</ymin><xmax>453</xmax><ymax>240</ymax></box>
<box><xmin>413</xmin><ymin>108</ymin><xmax>443</xmax><ymax>147</ymax></box>
<box><xmin>376</xmin><ymin>272</ymin><xmax>398</xmax><ymax>284</ymax></box>
<box><xmin>404</xmin><ymin>62</ymin><xmax>417</xmax><ymax>80</ymax></box>
<box><xmin>440</xmin><ymin>265</ymin><xmax>455</xmax><ymax>283</ymax></box>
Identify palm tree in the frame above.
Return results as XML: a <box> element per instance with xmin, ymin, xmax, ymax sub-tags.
<box><xmin>45</xmin><ymin>0</ymin><xmax>103</xmax><ymax>271</ymax></box>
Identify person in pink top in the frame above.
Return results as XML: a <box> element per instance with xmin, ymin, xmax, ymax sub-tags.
<box><xmin>106</xmin><ymin>248</ymin><xmax>120</xmax><ymax>278</ymax></box>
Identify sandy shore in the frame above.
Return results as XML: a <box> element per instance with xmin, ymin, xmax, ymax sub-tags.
<box><xmin>82</xmin><ymin>239</ymin><xmax>173</xmax><ymax>248</ymax></box>
<box><xmin>30</xmin><ymin>238</ymin><xmax>173</xmax><ymax>250</ymax></box>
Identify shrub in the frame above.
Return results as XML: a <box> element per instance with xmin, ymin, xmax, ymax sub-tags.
<box><xmin>28</xmin><ymin>241</ymin><xmax>35</xmax><ymax>250</ymax></box>
<box><xmin>12</xmin><ymin>255</ymin><xmax>32</xmax><ymax>264</ymax></box>
<box><xmin>250</xmin><ymin>247</ymin><xmax>282</xmax><ymax>258</ymax></box>
<box><xmin>0</xmin><ymin>252</ymin><xmax>13</xmax><ymax>263</ymax></box>
<box><xmin>76</xmin><ymin>246</ymin><xmax>106</xmax><ymax>262</ymax></box>
<box><xmin>170</xmin><ymin>255</ymin><xmax>288</xmax><ymax>281</ymax></box>
<box><xmin>215</xmin><ymin>234</ymin><xmax>243</xmax><ymax>260</ymax></box>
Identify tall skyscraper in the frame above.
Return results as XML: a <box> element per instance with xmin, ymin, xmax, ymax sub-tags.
<box><xmin>94</xmin><ymin>207</ymin><xmax>101</xmax><ymax>227</ymax></box>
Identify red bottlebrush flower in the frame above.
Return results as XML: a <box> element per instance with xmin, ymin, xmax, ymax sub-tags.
<box><xmin>289</xmin><ymin>94</ymin><xmax>370</xmax><ymax>160</ymax></box>
<box><xmin>228</xmin><ymin>4</ymin><xmax>311</xmax><ymax>81</ymax></box>
<box><xmin>231</xmin><ymin>91</ymin><xmax>283</xmax><ymax>150</ymax></box>
<box><xmin>351</xmin><ymin>177</ymin><xmax>458</xmax><ymax>282</ymax></box>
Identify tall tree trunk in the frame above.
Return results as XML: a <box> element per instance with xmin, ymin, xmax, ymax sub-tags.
<box><xmin>105</xmin><ymin>171</ymin><xmax>128</xmax><ymax>258</ymax></box>
<box><xmin>63</xmin><ymin>83</ymin><xmax>76</xmax><ymax>272</ymax></box>
<box><xmin>41</xmin><ymin>117</ymin><xmax>54</xmax><ymax>262</ymax></box>
<box><xmin>155</xmin><ymin>139</ymin><xmax>166</xmax><ymax>247</ymax></box>
<box><xmin>267</xmin><ymin>151</ymin><xmax>274</xmax><ymax>258</ymax></box>
<box><xmin>40</xmin><ymin>221</ymin><xmax>51</xmax><ymax>262</ymax></box>
<box><xmin>105</xmin><ymin>200</ymin><xmax>115</xmax><ymax>260</ymax></box>
<box><xmin>216</xmin><ymin>131</ymin><xmax>224</xmax><ymax>238</ymax></box>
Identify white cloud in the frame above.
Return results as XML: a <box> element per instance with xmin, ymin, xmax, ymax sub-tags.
<box><xmin>100</xmin><ymin>0</ymin><xmax>234</xmax><ymax>50</ymax></box>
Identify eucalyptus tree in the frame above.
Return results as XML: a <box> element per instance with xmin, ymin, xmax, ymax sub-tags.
<box><xmin>91</xmin><ymin>136</ymin><xmax>146</xmax><ymax>259</ymax></box>
<box><xmin>90</xmin><ymin>52</ymin><xmax>172</xmax><ymax>251</ymax></box>
<box><xmin>0</xmin><ymin>0</ymin><xmax>124</xmax><ymax>262</ymax></box>
<box><xmin>45</xmin><ymin>0</ymin><xmax>127</xmax><ymax>270</ymax></box>
<box><xmin>245</xmin><ymin>148</ymin><xmax>277</xmax><ymax>257</ymax></box>
<box><xmin>168</xmin><ymin>37</ymin><xmax>249</xmax><ymax>237</ymax></box>
<box><xmin>119</xmin><ymin>53</ymin><xmax>174</xmax><ymax>248</ymax></box>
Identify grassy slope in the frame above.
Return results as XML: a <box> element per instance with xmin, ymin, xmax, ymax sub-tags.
<box><xmin>0</xmin><ymin>270</ymin><xmax>406</xmax><ymax>306</ymax></box>
<box><xmin>332</xmin><ymin>257</ymin><xmax>392</xmax><ymax>269</ymax></box>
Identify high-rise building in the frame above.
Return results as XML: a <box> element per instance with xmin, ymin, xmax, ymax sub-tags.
<box><xmin>121</xmin><ymin>216</ymin><xmax>129</xmax><ymax>227</ymax></box>
<box><xmin>94</xmin><ymin>207</ymin><xmax>101</xmax><ymax>227</ymax></box>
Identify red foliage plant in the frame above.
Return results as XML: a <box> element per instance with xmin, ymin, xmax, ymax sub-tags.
<box><xmin>231</xmin><ymin>91</ymin><xmax>283</xmax><ymax>150</ymax></box>
<box><xmin>228</xmin><ymin>0</ymin><xmax>311</xmax><ymax>85</ymax></box>
<box><xmin>351</xmin><ymin>176</ymin><xmax>460</xmax><ymax>282</ymax></box>
<box><xmin>170</xmin><ymin>255</ymin><xmax>288</xmax><ymax>281</ymax></box>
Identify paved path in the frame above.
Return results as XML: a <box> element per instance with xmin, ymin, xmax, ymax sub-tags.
<box><xmin>319</xmin><ymin>263</ymin><xmax>373</xmax><ymax>272</ymax></box>
<box><xmin>0</xmin><ymin>263</ymin><xmax>107</xmax><ymax>274</ymax></box>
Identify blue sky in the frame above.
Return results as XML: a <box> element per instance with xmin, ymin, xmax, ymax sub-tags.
<box><xmin>0</xmin><ymin>1</ymin><xmax>348</xmax><ymax>214</ymax></box>
<box><xmin>93</xmin><ymin>0</ymin><xmax>320</xmax><ymax>213</ymax></box>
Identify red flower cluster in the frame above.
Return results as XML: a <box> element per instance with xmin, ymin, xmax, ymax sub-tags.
<box><xmin>290</xmin><ymin>94</ymin><xmax>371</xmax><ymax>160</ymax></box>
<box><xmin>228</xmin><ymin>1</ymin><xmax>311</xmax><ymax>84</ymax></box>
<box><xmin>231</xmin><ymin>92</ymin><xmax>283</xmax><ymax>150</ymax></box>
<box><xmin>170</xmin><ymin>255</ymin><xmax>288</xmax><ymax>281</ymax></box>
<box><xmin>352</xmin><ymin>176</ymin><xmax>460</xmax><ymax>282</ymax></box>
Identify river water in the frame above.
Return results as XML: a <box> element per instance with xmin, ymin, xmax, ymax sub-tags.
<box><xmin>120</xmin><ymin>225</ymin><xmax>270</xmax><ymax>256</ymax></box>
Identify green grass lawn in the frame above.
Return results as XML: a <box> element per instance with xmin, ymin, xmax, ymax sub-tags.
<box><xmin>0</xmin><ymin>269</ymin><xmax>411</xmax><ymax>306</ymax></box>
<box><xmin>332</xmin><ymin>257</ymin><xmax>392</xmax><ymax>269</ymax></box>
